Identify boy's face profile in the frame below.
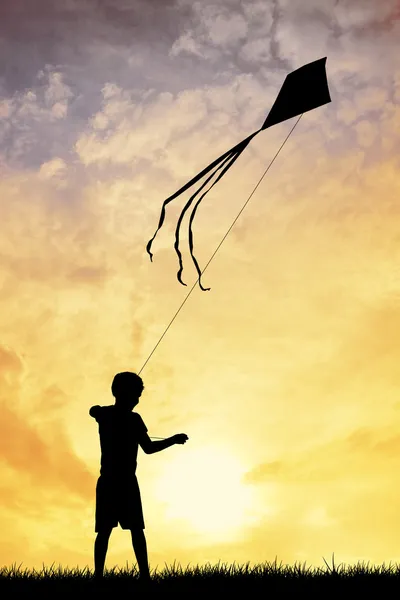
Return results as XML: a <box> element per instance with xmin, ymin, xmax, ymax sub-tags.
<box><xmin>115</xmin><ymin>383</ymin><xmax>144</xmax><ymax>411</ymax></box>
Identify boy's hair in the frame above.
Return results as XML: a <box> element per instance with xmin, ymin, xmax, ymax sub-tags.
<box><xmin>111</xmin><ymin>372</ymin><xmax>144</xmax><ymax>398</ymax></box>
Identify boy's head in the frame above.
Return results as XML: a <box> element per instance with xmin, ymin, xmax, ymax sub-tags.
<box><xmin>112</xmin><ymin>372</ymin><xmax>144</xmax><ymax>410</ymax></box>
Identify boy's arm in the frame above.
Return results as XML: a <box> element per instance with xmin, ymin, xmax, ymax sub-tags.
<box><xmin>138</xmin><ymin>431</ymin><xmax>177</xmax><ymax>454</ymax></box>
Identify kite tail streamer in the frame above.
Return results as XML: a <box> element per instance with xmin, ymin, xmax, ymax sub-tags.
<box><xmin>173</xmin><ymin>150</ymin><xmax>238</xmax><ymax>288</ymax></box>
<box><xmin>146</xmin><ymin>131</ymin><xmax>259</xmax><ymax>261</ymax></box>
<box><xmin>186</xmin><ymin>139</ymin><xmax>252</xmax><ymax>291</ymax></box>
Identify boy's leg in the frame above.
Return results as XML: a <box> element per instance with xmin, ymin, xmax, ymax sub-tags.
<box><xmin>130</xmin><ymin>528</ymin><xmax>151</xmax><ymax>580</ymax></box>
<box><xmin>94</xmin><ymin>527</ymin><xmax>113</xmax><ymax>578</ymax></box>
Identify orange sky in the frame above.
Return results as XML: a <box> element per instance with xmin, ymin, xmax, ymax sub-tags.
<box><xmin>1</xmin><ymin>0</ymin><xmax>400</xmax><ymax>576</ymax></box>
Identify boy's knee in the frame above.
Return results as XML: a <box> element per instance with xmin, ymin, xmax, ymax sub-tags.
<box><xmin>97</xmin><ymin>527</ymin><xmax>113</xmax><ymax>538</ymax></box>
<box><xmin>130</xmin><ymin>527</ymin><xmax>144</xmax><ymax>536</ymax></box>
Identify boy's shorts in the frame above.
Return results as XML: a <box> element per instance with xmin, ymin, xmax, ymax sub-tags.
<box><xmin>95</xmin><ymin>474</ymin><xmax>145</xmax><ymax>532</ymax></box>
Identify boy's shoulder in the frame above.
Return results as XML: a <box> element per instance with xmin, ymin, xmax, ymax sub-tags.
<box><xmin>89</xmin><ymin>404</ymin><xmax>113</xmax><ymax>418</ymax></box>
<box><xmin>132</xmin><ymin>411</ymin><xmax>148</xmax><ymax>430</ymax></box>
<box><xmin>89</xmin><ymin>406</ymin><xmax>146</xmax><ymax>427</ymax></box>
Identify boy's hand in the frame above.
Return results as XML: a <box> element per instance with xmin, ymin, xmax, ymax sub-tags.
<box><xmin>173</xmin><ymin>433</ymin><xmax>188</xmax><ymax>445</ymax></box>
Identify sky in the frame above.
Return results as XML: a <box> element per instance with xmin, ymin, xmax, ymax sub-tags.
<box><xmin>1</xmin><ymin>0</ymin><xmax>400</xmax><ymax>576</ymax></box>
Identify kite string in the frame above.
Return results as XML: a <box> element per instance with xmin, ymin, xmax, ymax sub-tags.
<box><xmin>138</xmin><ymin>113</ymin><xmax>303</xmax><ymax>376</ymax></box>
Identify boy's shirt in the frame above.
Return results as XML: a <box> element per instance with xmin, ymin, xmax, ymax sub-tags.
<box><xmin>90</xmin><ymin>405</ymin><xmax>148</xmax><ymax>478</ymax></box>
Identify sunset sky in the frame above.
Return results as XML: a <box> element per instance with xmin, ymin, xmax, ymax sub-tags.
<box><xmin>1</xmin><ymin>0</ymin><xmax>400</xmax><ymax>575</ymax></box>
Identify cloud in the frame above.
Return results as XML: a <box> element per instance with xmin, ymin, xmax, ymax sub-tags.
<box><xmin>171</xmin><ymin>3</ymin><xmax>248</xmax><ymax>57</ymax></box>
<box><xmin>240</xmin><ymin>417</ymin><xmax>400</xmax><ymax>563</ymax></box>
<box><xmin>295</xmin><ymin>296</ymin><xmax>400</xmax><ymax>397</ymax></box>
<box><xmin>239</xmin><ymin>38</ymin><xmax>273</xmax><ymax>64</ymax></box>
<box><xmin>171</xmin><ymin>1</ymin><xmax>272</xmax><ymax>63</ymax></box>
<box><xmin>74</xmin><ymin>74</ymin><xmax>274</xmax><ymax>180</ymax></box>
<box><xmin>243</xmin><ymin>421</ymin><xmax>400</xmax><ymax>487</ymax></box>
<box><xmin>333</xmin><ymin>0</ymin><xmax>398</xmax><ymax>30</ymax></box>
<box><xmin>0</xmin><ymin>0</ymin><xmax>192</xmax><ymax>95</ymax></box>
<box><xmin>75</xmin><ymin>87</ymin><xmax>209</xmax><ymax>167</ymax></box>
<box><xmin>0</xmin><ymin>343</ymin><xmax>25</xmax><ymax>385</ymax></box>
<box><xmin>0</xmin><ymin>343</ymin><xmax>93</xmax><ymax>505</ymax></box>
<box><xmin>0</xmin><ymin>69</ymin><xmax>75</xmax><ymax>169</ymax></box>
<box><xmin>38</xmin><ymin>157</ymin><xmax>68</xmax><ymax>190</ymax></box>
<box><xmin>67</xmin><ymin>266</ymin><xmax>109</xmax><ymax>285</ymax></box>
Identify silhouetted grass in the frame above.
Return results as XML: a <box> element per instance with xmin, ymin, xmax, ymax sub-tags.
<box><xmin>2</xmin><ymin>554</ymin><xmax>400</xmax><ymax>598</ymax></box>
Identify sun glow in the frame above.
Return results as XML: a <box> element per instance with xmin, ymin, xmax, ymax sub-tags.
<box><xmin>153</xmin><ymin>446</ymin><xmax>264</xmax><ymax>542</ymax></box>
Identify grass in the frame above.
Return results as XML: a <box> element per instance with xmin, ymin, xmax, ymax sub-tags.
<box><xmin>2</xmin><ymin>554</ymin><xmax>400</xmax><ymax>597</ymax></box>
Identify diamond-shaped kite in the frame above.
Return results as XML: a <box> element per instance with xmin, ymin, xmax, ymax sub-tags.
<box><xmin>146</xmin><ymin>57</ymin><xmax>331</xmax><ymax>291</ymax></box>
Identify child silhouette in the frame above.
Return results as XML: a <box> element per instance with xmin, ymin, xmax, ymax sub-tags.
<box><xmin>89</xmin><ymin>371</ymin><xmax>188</xmax><ymax>582</ymax></box>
